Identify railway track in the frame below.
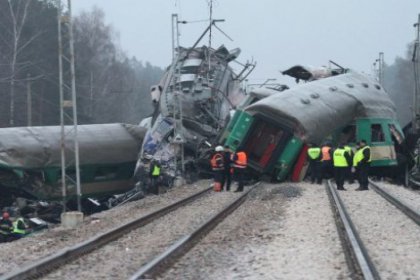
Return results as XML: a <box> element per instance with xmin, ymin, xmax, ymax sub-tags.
<box><xmin>0</xmin><ymin>186</ymin><xmax>213</xmax><ymax>280</ymax></box>
<box><xmin>327</xmin><ymin>179</ymin><xmax>420</xmax><ymax>280</ymax></box>
<box><xmin>369</xmin><ymin>180</ymin><xmax>420</xmax><ymax>226</ymax></box>
<box><xmin>326</xmin><ymin>180</ymin><xmax>379</xmax><ymax>280</ymax></box>
<box><xmin>128</xmin><ymin>184</ymin><xmax>258</xmax><ymax>280</ymax></box>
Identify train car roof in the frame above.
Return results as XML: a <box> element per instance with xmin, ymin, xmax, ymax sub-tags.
<box><xmin>246</xmin><ymin>71</ymin><xmax>397</xmax><ymax>143</ymax></box>
<box><xmin>0</xmin><ymin>123</ymin><xmax>146</xmax><ymax>169</ymax></box>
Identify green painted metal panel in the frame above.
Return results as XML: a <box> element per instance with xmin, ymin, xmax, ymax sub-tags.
<box><xmin>225</xmin><ymin>111</ymin><xmax>254</xmax><ymax>151</ymax></box>
<box><xmin>275</xmin><ymin>137</ymin><xmax>303</xmax><ymax>181</ymax></box>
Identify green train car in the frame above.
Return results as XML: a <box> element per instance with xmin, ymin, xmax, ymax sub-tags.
<box><xmin>223</xmin><ymin>69</ymin><xmax>405</xmax><ymax>181</ymax></box>
<box><xmin>0</xmin><ymin>124</ymin><xmax>146</xmax><ymax>201</ymax></box>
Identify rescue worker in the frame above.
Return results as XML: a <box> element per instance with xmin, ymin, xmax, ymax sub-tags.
<box><xmin>11</xmin><ymin>217</ymin><xmax>28</xmax><ymax>239</ymax></box>
<box><xmin>320</xmin><ymin>142</ymin><xmax>333</xmax><ymax>181</ymax></box>
<box><xmin>149</xmin><ymin>159</ymin><xmax>161</xmax><ymax>195</ymax></box>
<box><xmin>0</xmin><ymin>212</ymin><xmax>13</xmax><ymax>242</ymax></box>
<box><xmin>353</xmin><ymin>140</ymin><xmax>371</xmax><ymax>191</ymax></box>
<box><xmin>231</xmin><ymin>149</ymin><xmax>247</xmax><ymax>192</ymax></box>
<box><xmin>344</xmin><ymin>144</ymin><xmax>355</xmax><ymax>184</ymax></box>
<box><xmin>210</xmin><ymin>146</ymin><xmax>225</xmax><ymax>191</ymax></box>
<box><xmin>306</xmin><ymin>143</ymin><xmax>322</xmax><ymax>184</ymax></box>
<box><xmin>222</xmin><ymin>145</ymin><xmax>232</xmax><ymax>191</ymax></box>
<box><xmin>333</xmin><ymin>143</ymin><xmax>352</xmax><ymax>191</ymax></box>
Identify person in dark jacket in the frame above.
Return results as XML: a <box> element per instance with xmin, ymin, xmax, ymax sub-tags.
<box><xmin>211</xmin><ymin>146</ymin><xmax>225</xmax><ymax>191</ymax></box>
<box><xmin>333</xmin><ymin>143</ymin><xmax>352</xmax><ymax>191</ymax></box>
<box><xmin>354</xmin><ymin>140</ymin><xmax>371</xmax><ymax>191</ymax></box>
<box><xmin>0</xmin><ymin>212</ymin><xmax>13</xmax><ymax>242</ymax></box>
<box><xmin>149</xmin><ymin>160</ymin><xmax>161</xmax><ymax>195</ymax></box>
<box><xmin>320</xmin><ymin>142</ymin><xmax>334</xmax><ymax>180</ymax></box>
<box><xmin>221</xmin><ymin>145</ymin><xmax>232</xmax><ymax>191</ymax></box>
<box><xmin>231</xmin><ymin>150</ymin><xmax>247</xmax><ymax>192</ymax></box>
<box><xmin>306</xmin><ymin>143</ymin><xmax>322</xmax><ymax>184</ymax></box>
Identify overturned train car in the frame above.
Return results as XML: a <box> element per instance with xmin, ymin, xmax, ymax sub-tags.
<box><xmin>0</xmin><ymin>124</ymin><xmax>146</xmax><ymax>201</ymax></box>
<box><xmin>224</xmin><ymin>70</ymin><xmax>405</xmax><ymax>181</ymax></box>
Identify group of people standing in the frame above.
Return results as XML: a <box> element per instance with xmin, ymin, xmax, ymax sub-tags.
<box><xmin>307</xmin><ymin>140</ymin><xmax>371</xmax><ymax>191</ymax></box>
<box><xmin>210</xmin><ymin>145</ymin><xmax>247</xmax><ymax>192</ymax></box>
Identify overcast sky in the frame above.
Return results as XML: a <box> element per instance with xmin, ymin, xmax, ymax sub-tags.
<box><xmin>73</xmin><ymin>0</ymin><xmax>420</xmax><ymax>84</ymax></box>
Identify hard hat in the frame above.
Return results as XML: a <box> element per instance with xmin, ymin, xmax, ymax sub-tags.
<box><xmin>2</xmin><ymin>212</ymin><xmax>10</xmax><ymax>219</ymax></box>
<box><xmin>215</xmin><ymin>145</ymin><xmax>224</xmax><ymax>152</ymax></box>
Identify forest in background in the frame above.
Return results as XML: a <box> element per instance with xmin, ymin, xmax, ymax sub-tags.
<box><xmin>0</xmin><ymin>0</ymin><xmax>162</xmax><ymax>127</ymax></box>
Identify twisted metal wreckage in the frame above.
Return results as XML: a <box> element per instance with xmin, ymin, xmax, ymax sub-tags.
<box><xmin>0</xmin><ymin>45</ymin><xmax>410</xmax><ymax>215</ymax></box>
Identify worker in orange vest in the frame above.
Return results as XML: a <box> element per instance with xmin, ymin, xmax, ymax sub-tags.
<box><xmin>231</xmin><ymin>149</ymin><xmax>248</xmax><ymax>192</ymax></box>
<box><xmin>320</xmin><ymin>142</ymin><xmax>333</xmax><ymax>181</ymax></box>
<box><xmin>210</xmin><ymin>146</ymin><xmax>225</xmax><ymax>191</ymax></box>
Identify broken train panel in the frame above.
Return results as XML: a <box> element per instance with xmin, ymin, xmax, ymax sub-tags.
<box><xmin>223</xmin><ymin>70</ymin><xmax>405</xmax><ymax>181</ymax></box>
<box><xmin>0</xmin><ymin>123</ymin><xmax>146</xmax><ymax>201</ymax></box>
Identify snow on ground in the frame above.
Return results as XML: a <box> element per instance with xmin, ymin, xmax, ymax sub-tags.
<box><xmin>374</xmin><ymin>180</ymin><xmax>420</xmax><ymax>213</ymax></box>
<box><xmin>162</xmin><ymin>182</ymin><xmax>349</xmax><ymax>280</ymax></box>
<box><xmin>339</xmin><ymin>183</ymin><xmax>420</xmax><ymax>280</ymax></box>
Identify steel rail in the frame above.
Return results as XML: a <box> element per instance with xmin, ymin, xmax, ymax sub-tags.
<box><xmin>369</xmin><ymin>180</ymin><xmax>420</xmax><ymax>226</ymax></box>
<box><xmin>129</xmin><ymin>183</ymin><xmax>259</xmax><ymax>280</ymax></box>
<box><xmin>0</xmin><ymin>187</ymin><xmax>212</xmax><ymax>280</ymax></box>
<box><xmin>326</xmin><ymin>180</ymin><xmax>380</xmax><ymax>280</ymax></box>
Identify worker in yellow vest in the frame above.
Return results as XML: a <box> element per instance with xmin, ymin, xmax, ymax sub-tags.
<box><xmin>149</xmin><ymin>159</ymin><xmax>161</xmax><ymax>195</ymax></box>
<box><xmin>307</xmin><ymin>143</ymin><xmax>322</xmax><ymax>184</ymax></box>
<box><xmin>12</xmin><ymin>217</ymin><xmax>29</xmax><ymax>239</ymax></box>
<box><xmin>333</xmin><ymin>143</ymin><xmax>352</xmax><ymax>190</ymax></box>
<box><xmin>353</xmin><ymin>140</ymin><xmax>371</xmax><ymax>191</ymax></box>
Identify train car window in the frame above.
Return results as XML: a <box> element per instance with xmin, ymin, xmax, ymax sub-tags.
<box><xmin>388</xmin><ymin>124</ymin><xmax>403</xmax><ymax>144</ymax></box>
<box><xmin>371</xmin><ymin>124</ymin><xmax>385</xmax><ymax>142</ymax></box>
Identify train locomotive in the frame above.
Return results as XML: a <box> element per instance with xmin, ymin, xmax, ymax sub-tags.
<box><xmin>223</xmin><ymin>66</ymin><xmax>406</xmax><ymax>182</ymax></box>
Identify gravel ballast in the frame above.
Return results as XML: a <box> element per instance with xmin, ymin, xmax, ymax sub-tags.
<box><xmin>338</xmin><ymin>183</ymin><xmax>420</xmax><ymax>279</ymax></box>
<box><xmin>161</xmin><ymin>182</ymin><xmax>349</xmax><ymax>279</ymax></box>
<box><xmin>42</xmin><ymin>189</ymin><xmax>240</xmax><ymax>279</ymax></box>
<box><xmin>0</xmin><ymin>181</ymin><xmax>210</xmax><ymax>276</ymax></box>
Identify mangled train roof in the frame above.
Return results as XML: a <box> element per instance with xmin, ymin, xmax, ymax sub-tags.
<box><xmin>246</xmin><ymin>71</ymin><xmax>397</xmax><ymax>143</ymax></box>
<box><xmin>0</xmin><ymin>123</ymin><xmax>146</xmax><ymax>169</ymax></box>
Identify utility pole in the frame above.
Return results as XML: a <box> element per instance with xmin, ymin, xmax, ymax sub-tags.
<box><xmin>171</xmin><ymin>14</ymin><xmax>186</xmax><ymax>179</ymax></box>
<box><xmin>374</xmin><ymin>52</ymin><xmax>384</xmax><ymax>85</ymax></box>
<box><xmin>26</xmin><ymin>73</ymin><xmax>32</xmax><ymax>126</ymax></box>
<box><xmin>412</xmin><ymin>14</ymin><xmax>420</xmax><ymax>134</ymax></box>
<box><xmin>378</xmin><ymin>52</ymin><xmax>384</xmax><ymax>85</ymax></box>
<box><xmin>57</xmin><ymin>0</ymin><xmax>82</xmax><ymax>212</ymax></box>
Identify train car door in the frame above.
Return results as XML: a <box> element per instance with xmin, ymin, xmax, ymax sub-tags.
<box><xmin>242</xmin><ymin>117</ymin><xmax>292</xmax><ymax>172</ymax></box>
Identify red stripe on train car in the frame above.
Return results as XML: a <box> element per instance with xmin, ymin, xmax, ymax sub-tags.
<box><xmin>291</xmin><ymin>144</ymin><xmax>308</xmax><ymax>182</ymax></box>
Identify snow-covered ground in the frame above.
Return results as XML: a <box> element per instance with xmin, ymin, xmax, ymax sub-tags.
<box><xmin>3</xmin><ymin>180</ymin><xmax>417</xmax><ymax>280</ymax></box>
<box><xmin>162</xmin><ymin>182</ymin><xmax>349</xmax><ymax>280</ymax></box>
<box><xmin>339</xmin><ymin>183</ymin><xmax>420</xmax><ymax>280</ymax></box>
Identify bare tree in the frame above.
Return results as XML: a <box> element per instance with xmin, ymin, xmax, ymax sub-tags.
<box><xmin>7</xmin><ymin>0</ymin><xmax>32</xmax><ymax>126</ymax></box>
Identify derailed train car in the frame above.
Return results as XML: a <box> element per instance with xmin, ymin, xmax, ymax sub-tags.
<box><xmin>134</xmin><ymin>43</ymin><xmax>254</xmax><ymax>186</ymax></box>
<box><xmin>224</xmin><ymin>68</ymin><xmax>405</xmax><ymax>181</ymax></box>
<box><xmin>0</xmin><ymin>124</ymin><xmax>146</xmax><ymax>201</ymax></box>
